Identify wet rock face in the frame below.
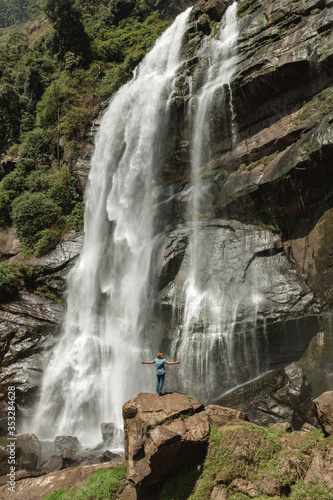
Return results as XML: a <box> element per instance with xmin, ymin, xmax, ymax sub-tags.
<box><xmin>215</xmin><ymin>362</ymin><xmax>315</xmax><ymax>430</ymax></box>
<box><xmin>152</xmin><ymin>0</ymin><xmax>333</xmax><ymax>408</ymax></box>
<box><xmin>0</xmin><ymin>230</ymin><xmax>83</xmax><ymax>415</ymax></box>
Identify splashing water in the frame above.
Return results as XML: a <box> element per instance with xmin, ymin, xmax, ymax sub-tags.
<box><xmin>168</xmin><ymin>3</ymin><xmax>269</xmax><ymax>402</ymax></box>
<box><xmin>28</xmin><ymin>8</ymin><xmax>192</xmax><ymax>446</ymax></box>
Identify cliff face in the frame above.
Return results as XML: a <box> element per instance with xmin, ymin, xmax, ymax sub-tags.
<box><xmin>153</xmin><ymin>0</ymin><xmax>333</xmax><ymax>411</ymax></box>
<box><xmin>1</xmin><ymin>0</ymin><xmax>333</xmax><ymax>428</ymax></box>
<box><xmin>0</xmin><ymin>231</ymin><xmax>82</xmax><ymax>423</ymax></box>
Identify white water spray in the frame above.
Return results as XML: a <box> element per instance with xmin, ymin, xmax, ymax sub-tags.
<box><xmin>29</xmin><ymin>9</ymin><xmax>191</xmax><ymax>446</ymax></box>
<box><xmin>169</xmin><ymin>3</ymin><xmax>264</xmax><ymax>401</ymax></box>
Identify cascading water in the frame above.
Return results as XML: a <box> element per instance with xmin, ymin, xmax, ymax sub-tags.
<box><xmin>169</xmin><ymin>3</ymin><xmax>271</xmax><ymax>401</ymax></box>
<box><xmin>28</xmin><ymin>8</ymin><xmax>191</xmax><ymax>446</ymax></box>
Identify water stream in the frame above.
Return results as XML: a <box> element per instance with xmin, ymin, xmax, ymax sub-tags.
<box><xmin>29</xmin><ymin>8</ymin><xmax>192</xmax><ymax>446</ymax></box>
<box><xmin>170</xmin><ymin>3</ymin><xmax>242</xmax><ymax>402</ymax></box>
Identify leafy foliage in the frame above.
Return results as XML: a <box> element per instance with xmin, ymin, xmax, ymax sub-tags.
<box><xmin>0</xmin><ymin>261</ymin><xmax>44</xmax><ymax>296</ymax></box>
<box><xmin>12</xmin><ymin>191</ymin><xmax>62</xmax><ymax>248</ymax></box>
<box><xmin>0</xmin><ymin>0</ymin><xmax>175</xmax><ymax>254</ymax></box>
<box><xmin>0</xmin><ymin>83</ymin><xmax>22</xmax><ymax>149</ymax></box>
<box><xmin>0</xmin><ymin>0</ymin><xmax>43</xmax><ymax>28</ymax></box>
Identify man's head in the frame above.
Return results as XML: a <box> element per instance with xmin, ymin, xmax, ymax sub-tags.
<box><xmin>157</xmin><ymin>352</ymin><xmax>163</xmax><ymax>359</ymax></box>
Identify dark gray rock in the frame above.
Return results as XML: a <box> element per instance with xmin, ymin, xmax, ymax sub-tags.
<box><xmin>37</xmin><ymin>230</ymin><xmax>83</xmax><ymax>272</ymax></box>
<box><xmin>54</xmin><ymin>436</ymin><xmax>82</xmax><ymax>453</ymax></box>
<box><xmin>75</xmin><ymin>454</ymin><xmax>102</xmax><ymax>466</ymax></box>
<box><xmin>99</xmin><ymin>450</ymin><xmax>119</xmax><ymax>462</ymax></box>
<box><xmin>1</xmin><ymin>292</ymin><xmax>64</xmax><ymax>324</ymax></box>
<box><xmin>215</xmin><ymin>362</ymin><xmax>315</xmax><ymax>429</ymax></box>
<box><xmin>100</xmin><ymin>422</ymin><xmax>119</xmax><ymax>445</ymax></box>
<box><xmin>39</xmin><ymin>455</ymin><xmax>63</xmax><ymax>473</ymax></box>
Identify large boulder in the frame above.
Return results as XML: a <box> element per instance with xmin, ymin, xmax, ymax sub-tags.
<box><xmin>312</xmin><ymin>391</ymin><xmax>333</xmax><ymax>435</ymax></box>
<box><xmin>122</xmin><ymin>392</ymin><xmax>209</xmax><ymax>486</ymax></box>
<box><xmin>15</xmin><ymin>433</ymin><xmax>41</xmax><ymax>471</ymax></box>
<box><xmin>100</xmin><ymin>422</ymin><xmax>121</xmax><ymax>446</ymax></box>
<box><xmin>205</xmin><ymin>405</ymin><xmax>249</xmax><ymax>426</ymax></box>
<box><xmin>304</xmin><ymin>443</ymin><xmax>333</xmax><ymax>491</ymax></box>
<box><xmin>54</xmin><ymin>436</ymin><xmax>82</xmax><ymax>453</ymax></box>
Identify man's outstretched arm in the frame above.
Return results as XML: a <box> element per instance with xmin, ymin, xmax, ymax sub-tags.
<box><xmin>141</xmin><ymin>361</ymin><xmax>154</xmax><ymax>364</ymax></box>
<box><xmin>166</xmin><ymin>361</ymin><xmax>180</xmax><ymax>365</ymax></box>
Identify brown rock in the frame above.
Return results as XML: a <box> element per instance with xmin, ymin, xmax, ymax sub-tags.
<box><xmin>300</xmin><ymin>422</ymin><xmax>317</xmax><ymax>433</ymax></box>
<box><xmin>62</xmin><ymin>448</ymin><xmax>76</xmax><ymax>461</ymax></box>
<box><xmin>304</xmin><ymin>445</ymin><xmax>333</xmax><ymax>491</ymax></box>
<box><xmin>312</xmin><ymin>391</ymin><xmax>333</xmax><ymax>435</ymax></box>
<box><xmin>260</xmin><ymin>476</ymin><xmax>284</xmax><ymax>496</ymax></box>
<box><xmin>122</xmin><ymin>392</ymin><xmax>209</xmax><ymax>486</ymax></box>
<box><xmin>15</xmin><ymin>433</ymin><xmax>41</xmax><ymax>471</ymax></box>
<box><xmin>269</xmin><ymin>422</ymin><xmax>292</xmax><ymax>432</ymax></box>
<box><xmin>39</xmin><ymin>455</ymin><xmax>63</xmax><ymax>473</ymax></box>
<box><xmin>210</xmin><ymin>485</ymin><xmax>228</xmax><ymax>499</ymax></box>
<box><xmin>205</xmin><ymin>405</ymin><xmax>249</xmax><ymax>426</ymax></box>
<box><xmin>0</xmin><ymin>460</ymin><xmax>125</xmax><ymax>499</ymax></box>
<box><xmin>230</xmin><ymin>478</ymin><xmax>260</xmax><ymax>498</ymax></box>
<box><xmin>0</xmin><ymin>227</ymin><xmax>21</xmax><ymax>258</ymax></box>
<box><xmin>193</xmin><ymin>0</ymin><xmax>232</xmax><ymax>21</ymax></box>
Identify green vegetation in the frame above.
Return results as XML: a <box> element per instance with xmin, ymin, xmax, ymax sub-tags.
<box><xmin>183</xmin><ymin>426</ymin><xmax>333</xmax><ymax>500</ymax></box>
<box><xmin>290</xmin><ymin>481</ymin><xmax>333</xmax><ymax>500</ymax></box>
<box><xmin>0</xmin><ymin>261</ymin><xmax>44</xmax><ymax>296</ymax></box>
<box><xmin>245</xmin><ymin>151</ymin><xmax>279</xmax><ymax>171</ymax></box>
<box><xmin>0</xmin><ymin>0</ymin><xmax>175</xmax><ymax>255</ymax></box>
<box><xmin>43</xmin><ymin>465</ymin><xmax>127</xmax><ymax>500</ymax></box>
<box><xmin>0</xmin><ymin>0</ymin><xmax>44</xmax><ymax>28</ymax></box>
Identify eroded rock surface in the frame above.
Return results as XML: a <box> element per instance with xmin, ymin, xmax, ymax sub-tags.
<box><xmin>123</xmin><ymin>392</ymin><xmax>208</xmax><ymax>486</ymax></box>
<box><xmin>122</xmin><ymin>392</ymin><xmax>250</xmax><ymax>488</ymax></box>
<box><xmin>312</xmin><ymin>390</ymin><xmax>333</xmax><ymax>435</ymax></box>
<box><xmin>216</xmin><ymin>362</ymin><xmax>315</xmax><ymax>429</ymax></box>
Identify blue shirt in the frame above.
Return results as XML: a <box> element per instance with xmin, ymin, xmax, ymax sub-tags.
<box><xmin>153</xmin><ymin>358</ymin><xmax>168</xmax><ymax>375</ymax></box>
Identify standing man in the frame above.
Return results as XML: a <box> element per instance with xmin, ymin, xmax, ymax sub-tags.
<box><xmin>141</xmin><ymin>352</ymin><xmax>180</xmax><ymax>395</ymax></box>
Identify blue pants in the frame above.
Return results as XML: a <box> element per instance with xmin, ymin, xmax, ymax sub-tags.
<box><xmin>156</xmin><ymin>375</ymin><xmax>165</xmax><ymax>395</ymax></box>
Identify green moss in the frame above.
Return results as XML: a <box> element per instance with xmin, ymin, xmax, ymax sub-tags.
<box><xmin>43</xmin><ymin>465</ymin><xmax>127</xmax><ymax>500</ymax></box>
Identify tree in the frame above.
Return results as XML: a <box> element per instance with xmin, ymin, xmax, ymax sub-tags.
<box><xmin>12</xmin><ymin>191</ymin><xmax>62</xmax><ymax>248</ymax></box>
<box><xmin>45</xmin><ymin>0</ymin><xmax>92</xmax><ymax>65</ymax></box>
<box><xmin>0</xmin><ymin>84</ymin><xmax>22</xmax><ymax>150</ymax></box>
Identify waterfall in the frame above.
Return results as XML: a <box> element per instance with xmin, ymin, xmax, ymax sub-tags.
<box><xmin>170</xmin><ymin>3</ymin><xmax>255</xmax><ymax>402</ymax></box>
<box><xmin>29</xmin><ymin>8</ymin><xmax>191</xmax><ymax>446</ymax></box>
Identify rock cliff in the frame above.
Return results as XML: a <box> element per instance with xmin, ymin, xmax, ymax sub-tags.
<box><xmin>152</xmin><ymin>0</ymin><xmax>333</xmax><ymax>410</ymax></box>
